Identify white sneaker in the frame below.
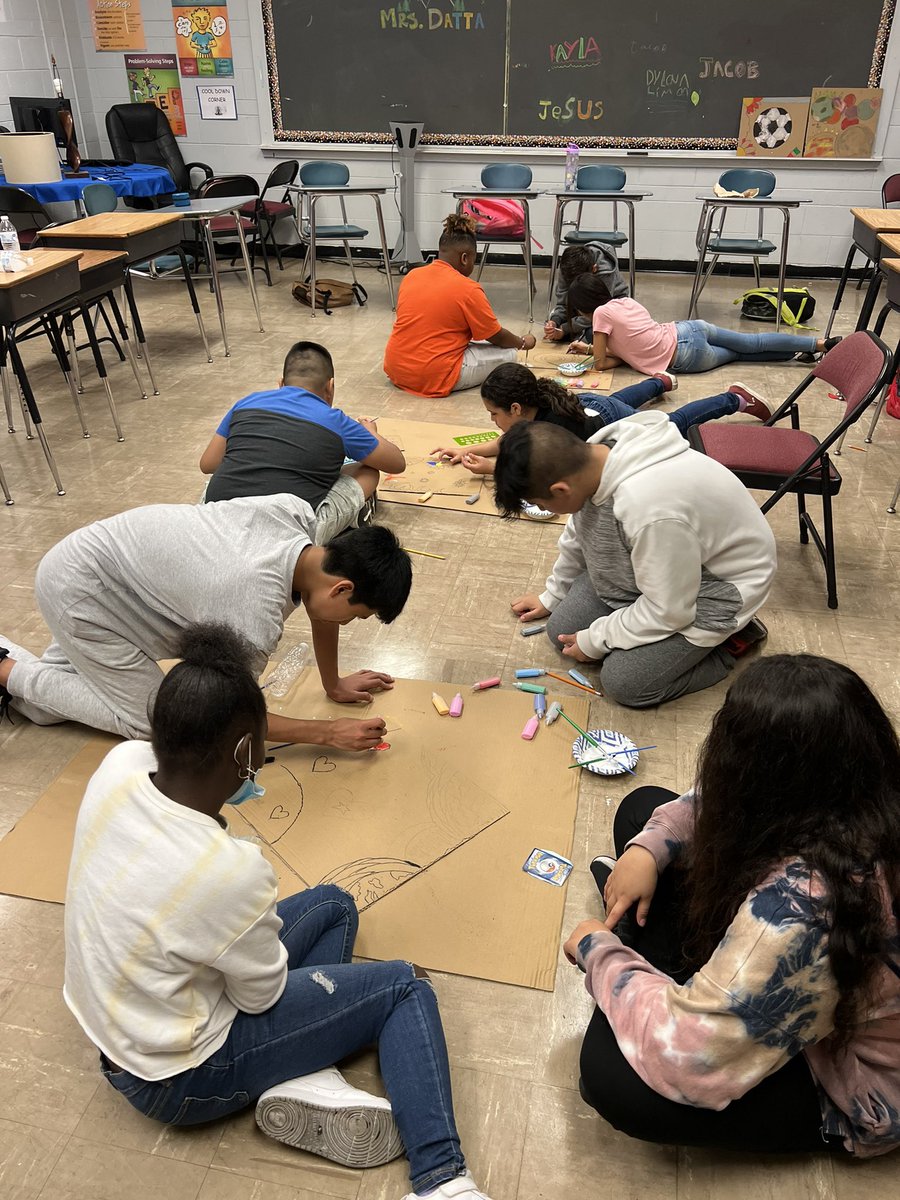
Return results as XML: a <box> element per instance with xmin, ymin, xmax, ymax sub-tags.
<box><xmin>255</xmin><ymin>1066</ymin><xmax>403</xmax><ymax>1167</ymax></box>
<box><xmin>401</xmin><ymin>1169</ymin><xmax>493</xmax><ymax>1199</ymax></box>
<box><xmin>520</xmin><ymin>501</ymin><xmax>556</xmax><ymax>521</ymax></box>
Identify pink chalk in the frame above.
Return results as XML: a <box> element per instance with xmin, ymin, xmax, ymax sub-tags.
<box><xmin>449</xmin><ymin>692</ymin><xmax>464</xmax><ymax>718</ymax></box>
<box><xmin>471</xmin><ymin>676</ymin><xmax>502</xmax><ymax>692</ymax></box>
<box><xmin>521</xmin><ymin>716</ymin><xmax>540</xmax><ymax>741</ymax></box>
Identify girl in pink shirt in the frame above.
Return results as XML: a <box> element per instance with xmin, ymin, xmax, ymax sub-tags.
<box><xmin>566</xmin><ymin>274</ymin><xmax>835</xmax><ymax>375</ymax></box>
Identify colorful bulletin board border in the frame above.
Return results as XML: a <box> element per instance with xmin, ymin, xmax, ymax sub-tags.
<box><xmin>261</xmin><ymin>0</ymin><xmax>896</xmax><ymax>149</ymax></box>
<box><xmin>173</xmin><ymin>2</ymin><xmax>234</xmax><ymax>77</ymax></box>
<box><xmin>124</xmin><ymin>53</ymin><xmax>186</xmax><ymax>137</ymax></box>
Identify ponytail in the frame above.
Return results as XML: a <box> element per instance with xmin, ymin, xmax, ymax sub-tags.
<box><xmin>482</xmin><ymin>362</ymin><xmax>587</xmax><ymax>430</ymax></box>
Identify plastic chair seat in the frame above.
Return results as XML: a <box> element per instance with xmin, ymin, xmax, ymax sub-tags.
<box><xmin>308</xmin><ymin>224</ymin><xmax>367</xmax><ymax>239</ymax></box>
<box><xmin>209</xmin><ymin>214</ymin><xmax>256</xmax><ymax>233</ymax></box>
<box><xmin>242</xmin><ymin>199</ymin><xmax>293</xmax><ymax>219</ymax></box>
<box><xmin>17</xmin><ymin>229</ymin><xmax>41</xmax><ymax>249</ymax></box>
<box><xmin>707</xmin><ymin>236</ymin><xmax>776</xmax><ymax>256</ymax></box>
<box><xmin>692</xmin><ymin>425</ymin><xmax>841</xmax><ymax>492</ymax></box>
<box><xmin>564</xmin><ymin>229</ymin><xmax>629</xmax><ymax>247</ymax></box>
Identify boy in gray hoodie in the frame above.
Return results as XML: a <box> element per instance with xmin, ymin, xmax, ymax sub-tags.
<box><xmin>496</xmin><ymin>415</ymin><xmax>776</xmax><ymax>707</ymax></box>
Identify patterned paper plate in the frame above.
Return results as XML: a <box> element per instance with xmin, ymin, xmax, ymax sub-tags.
<box><xmin>572</xmin><ymin>728</ymin><xmax>639</xmax><ymax>776</ymax></box>
<box><xmin>558</xmin><ymin>360</ymin><xmax>589</xmax><ymax>375</ymax></box>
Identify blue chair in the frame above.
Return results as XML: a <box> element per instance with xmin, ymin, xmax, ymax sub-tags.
<box><xmin>457</xmin><ymin>163</ymin><xmax>536</xmax><ymax>319</ymax></box>
<box><xmin>81</xmin><ymin>182</ymin><xmax>118</xmax><ymax>215</ymax></box>
<box><xmin>689</xmin><ymin>168</ymin><xmax>778</xmax><ymax>318</ymax></box>
<box><xmin>547</xmin><ymin>164</ymin><xmax>639</xmax><ymax>300</ymax></box>
<box><xmin>297</xmin><ymin>160</ymin><xmax>368</xmax><ymax>291</ymax></box>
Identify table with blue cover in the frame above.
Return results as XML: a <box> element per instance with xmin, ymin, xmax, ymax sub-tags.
<box><xmin>0</xmin><ymin>164</ymin><xmax>175</xmax><ymax>205</ymax></box>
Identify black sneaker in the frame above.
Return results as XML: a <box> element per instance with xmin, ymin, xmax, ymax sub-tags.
<box><xmin>796</xmin><ymin>335</ymin><xmax>842</xmax><ymax>365</ymax></box>
<box><xmin>356</xmin><ymin>494</ymin><xmax>377</xmax><ymax>528</ymax></box>
<box><xmin>590</xmin><ymin>854</ymin><xmax>616</xmax><ymax>898</ymax></box>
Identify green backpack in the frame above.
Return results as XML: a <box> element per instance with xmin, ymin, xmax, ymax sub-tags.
<box><xmin>736</xmin><ymin>286</ymin><xmax>816</xmax><ymax>329</ymax></box>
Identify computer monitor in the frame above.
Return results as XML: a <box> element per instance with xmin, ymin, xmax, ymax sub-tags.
<box><xmin>10</xmin><ymin>97</ymin><xmax>76</xmax><ymax>149</ymax></box>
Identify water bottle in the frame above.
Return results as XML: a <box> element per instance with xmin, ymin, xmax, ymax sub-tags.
<box><xmin>265</xmin><ymin>642</ymin><xmax>310</xmax><ymax>697</ymax></box>
<box><xmin>0</xmin><ymin>216</ymin><xmax>19</xmax><ymax>256</ymax></box>
<box><xmin>564</xmin><ymin>143</ymin><xmax>580</xmax><ymax>191</ymax></box>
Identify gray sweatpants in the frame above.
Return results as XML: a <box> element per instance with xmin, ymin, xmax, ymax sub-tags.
<box><xmin>6</xmin><ymin>558</ymin><xmax>165</xmax><ymax>740</ymax></box>
<box><xmin>546</xmin><ymin>572</ymin><xmax>735</xmax><ymax>708</ymax></box>
<box><xmin>453</xmin><ymin>343</ymin><xmax>518</xmax><ymax>392</ymax></box>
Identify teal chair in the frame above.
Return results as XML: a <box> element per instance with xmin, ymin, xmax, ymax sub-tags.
<box><xmin>547</xmin><ymin>164</ymin><xmax>638</xmax><ymax>300</ymax></box>
<box><xmin>297</xmin><ymin>160</ymin><xmax>368</xmax><ymax>292</ymax></box>
<box><xmin>689</xmin><ymin>168</ymin><xmax>778</xmax><ymax>318</ymax></box>
<box><xmin>81</xmin><ymin>182</ymin><xmax>117</xmax><ymax>215</ymax></box>
<box><xmin>458</xmin><ymin>162</ymin><xmax>536</xmax><ymax>319</ymax></box>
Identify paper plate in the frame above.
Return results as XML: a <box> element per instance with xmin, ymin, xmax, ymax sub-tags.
<box><xmin>520</xmin><ymin>501</ymin><xmax>556</xmax><ymax>521</ymax></box>
<box><xmin>558</xmin><ymin>361</ymin><xmax>589</xmax><ymax>376</ymax></box>
<box><xmin>572</xmin><ymin>728</ymin><xmax>639</xmax><ymax>776</ymax></box>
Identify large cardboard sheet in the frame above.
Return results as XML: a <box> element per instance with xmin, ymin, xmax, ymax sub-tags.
<box><xmin>0</xmin><ymin>678</ymin><xmax>588</xmax><ymax>990</ymax></box>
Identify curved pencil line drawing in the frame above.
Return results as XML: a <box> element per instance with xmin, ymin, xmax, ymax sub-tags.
<box><xmin>319</xmin><ymin>856</ymin><xmax>422</xmax><ymax>909</ymax></box>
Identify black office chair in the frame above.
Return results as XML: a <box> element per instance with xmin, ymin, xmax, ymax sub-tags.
<box><xmin>0</xmin><ymin>186</ymin><xmax>53</xmax><ymax>248</ymax></box>
<box><xmin>105</xmin><ymin>104</ymin><xmax>213</xmax><ymax>203</ymax></box>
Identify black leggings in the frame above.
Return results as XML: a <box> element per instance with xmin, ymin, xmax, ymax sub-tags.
<box><xmin>580</xmin><ymin>786</ymin><xmax>845</xmax><ymax>1154</ymax></box>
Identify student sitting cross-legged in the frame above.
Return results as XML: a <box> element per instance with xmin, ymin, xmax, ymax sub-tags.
<box><xmin>495</xmin><ymin>416</ymin><xmax>777</xmax><ymax>707</ymax></box>
<box><xmin>64</xmin><ymin>622</ymin><xmax>495</xmax><ymax>1200</ymax></box>
<box><xmin>0</xmin><ymin>503</ymin><xmax>411</xmax><ymax>752</ymax></box>
<box><xmin>566</xmin><ymin>654</ymin><xmax>900</xmax><ymax>1159</ymax></box>
<box><xmin>200</xmin><ymin>340</ymin><xmax>406</xmax><ymax>542</ymax></box>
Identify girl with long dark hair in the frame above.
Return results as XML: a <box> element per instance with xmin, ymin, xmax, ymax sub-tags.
<box><xmin>565</xmin><ymin>653</ymin><xmax>900</xmax><ymax>1156</ymax></box>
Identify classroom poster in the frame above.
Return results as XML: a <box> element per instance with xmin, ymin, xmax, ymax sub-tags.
<box><xmin>90</xmin><ymin>0</ymin><xmax>146</xmax><ymax>51</ymax></box>
<box><xmin>736</xmin><ymin>97</ymin><xmax>810</xmax><ymax>158</ymax></box>
<box><xmin>172</xmin><ymin>2</ymin><xmax>234</xmax><ymax>77</ymax></box>
<box><xmin>124</xmin><ymin>53</ymin><xmax>187</xmax><ymax>137</ymax></box>
<box><xmin>803</xmin><ymin>87</ymin><xmax>883</xmax><ymax>157</ymax></box>
<box><xmin>197</xmin><ymin>83</ymin><xmax>237</xmax><ymax>120</ymax></box>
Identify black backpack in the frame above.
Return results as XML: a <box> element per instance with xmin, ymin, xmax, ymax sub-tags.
<box><xmin>736</xmin><ymin>287</ymin><xmax>816</xmax><ymax>328</ymax></box>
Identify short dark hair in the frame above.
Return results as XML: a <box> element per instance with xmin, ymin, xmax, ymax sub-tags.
<box><xmin>322</xmin><ymin>525</ymin><xmax>412</xmax><ymax>623</ymax></box>
<box><xmin>567</xmin><ymin>272</ymin><xmax>612</xmax><ymax>316</ymax></box>
<box><xmin>438</xmin><ymin>212</ymin><xmax>477</xmax><ymax>251</ymax></box>
<box><xmin>559</xmin><ymin>244</ymin><xmax>598</xmax><ymax>284</ymax></box>
<box><xmin>282</xmin><ymin>341</ymin><xmax>334</xmax><ymax>390</ymax></box>
<box><xmin>493</xmin><ymin>421</ymin><xmax>591</xmax><ymax>518</ymax></box>
<box><xmin>150</xmin><ymin>623</ymin><xmax>267</xmax><ymax>772</ymax></box>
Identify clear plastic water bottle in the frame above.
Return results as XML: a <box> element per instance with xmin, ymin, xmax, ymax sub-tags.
<box><xmin>265</xmin><ymin>642</ymin><xmax>310</xmax><ymax>697</ymax></box>
<box><xmin>0</xmin><ymin>216</ymin><xmax>19</xmax><ymax>256</ymax></box>
<box><xmin>564</xmin><ymin>143</ymin><xmax>580</xmax><ymax>191</ymax></box>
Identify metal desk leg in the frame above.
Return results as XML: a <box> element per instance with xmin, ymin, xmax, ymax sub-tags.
<box><xmin>172</xmin><ymin>247</ymin><xmax>212</xmax><ymax>365</ymax></box>
<box><xmin>546</xmin><ymin>198</ymin><xmax>565</xmax><ymax>312</ymax></box>
<box><xmin>7</xmin><ymin>331</ymin><xmax>65</xmax><ymax>495</ymax></box>
<box><xmin>0</xmin><ymin>458</ymin><xmax>11</xmax><ymax>504</ymax></box>
<box><xmin>64</xmin><ymin>315</ymin><xmax>84</xmax><ymax>393</ymax></box>
<box><xmin>523</xmin><ymin>202</ymin><xmax>534</xmax><ymax>322</ymax></box>
<box><xmin>373</xmin><ymin>194</ymin><xmax>395</xmax><ymax>310</ymax></box>
<box><xmin>124</xmin><ymin>272</ymin><xmax>161</xmax><ymax>394</ymax></box>
<box><xmin>203</xmin><ymin>219</ymin><xmax>230</xmax><ymax>355</ymax></box>
<box><xmin>825</xmin><ymin>244</ymin><xmax>857</xmax><ymax>339</ymax></box>
<box><xmin>857</xmin><ymin>266</ymin><xmax>883</xmax><ymax>331</ymax></box>
<box><xmin>627</xmin><ymin>201</ymin><xmax>636</xmax><ymax>298</ymax></box>
<box><xmin>43</xmin><ymin>314</ymin><xmax>90</xmax><ymax>438</ymax></box>
<box><xmin>1</xmin><ymin>330</ymin><xmax>16</xmax><ymax>434</ymax></box>
<box><xmin>308</xmin><ymin>197</ymin><xmax>319</xmax><ymax>318</ymax></box>
<box><xmin>688</xmin><ymin>204</ymin><xmax>714</xmax><ymax>318</ymax></box>
<box><xmin>106</xmin><ymin>291</ymin><xmax>148</xmax><ymax>400</ymax></box>
<box><xmin>79</xmin><ymin>305</ymin><xmax>124</xmax><ymax>442</ymax></box>
<box><xmin>234</xmin><ymin>213</ymin><xmax>265</xmax><ymax>333</ymax></box>
<box><xmin>773</xmin><ymin>208</ymin><xmax>791</xmax><ymax>333</ymax></box>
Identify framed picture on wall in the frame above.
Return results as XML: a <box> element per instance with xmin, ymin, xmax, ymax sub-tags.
<box><xmin>197</xmin><ymin>83</ymin><xmax>237</xmax><ymax>120</ymax></box>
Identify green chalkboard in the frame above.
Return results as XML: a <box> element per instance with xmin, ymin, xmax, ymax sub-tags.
<box><xmin>263</xmin><ymin>0</ymin><xmax>895</xmax><ymax>149</ymax></box>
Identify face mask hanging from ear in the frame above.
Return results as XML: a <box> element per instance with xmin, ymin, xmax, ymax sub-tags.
<box><xmin>225</xmin><ymin>734</ymin><xmax>266</xmax><ymax>806</ymax></box>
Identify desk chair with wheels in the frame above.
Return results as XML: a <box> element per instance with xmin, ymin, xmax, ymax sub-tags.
<box><xmin>688</xmin><ymin>168</ymin><xmax>778</xmax><ymax>316</ymax></box>
<box><xmin>105</xmin><ymin>104</ymin><xmax>213</xmax><ymax>203</ymax></box>
<box><xmin>687</xmin><ymin>331</ymin><xmax>892</xmax><ymax>610</ymax></box>
<box><xmin>198</xmin><ymin>175</ymin><xmax>271</xmax><ymax>288</ymax></box>
<box><xmin>0</xmin><ymin>186</ymin><xmax>53</xmax><ymax>248</ymax></box>
<box><xmin>241</xmin><ymin>160</ymin><xmax>299</xmax><ymax>272</ymax></box>
<box><xmin>459</xmin><ymin>163</ymin><xmax>536</xmax><ymax>318</ymax></box>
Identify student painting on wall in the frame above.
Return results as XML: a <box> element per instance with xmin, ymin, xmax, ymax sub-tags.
<box><xmin>200</xmin><ymin>341</ymin><xmax>406</xmax><ymax>542</ymax></box>
<box><xmin>495</xmin><ymin>418</ymin><xmax>776</xmax><ymax>707</ymax></box>
<box><xmin>565</xmin><ymin>654</ymin><xmax>900</xmax><ymax>1159</ymax></box>
<box><xmin>383</xmin><ymin>213</ymin><xmax>536</xmax><ymax>398</ymax></box>
<box><xmin>565</xmin><ymin>274</ymin><xmax>840</xmax><ymax>375</ymax></box>
<box><xmin>64</xmin><ymin>622</ymin><xmax>496</xmax><ymax>1200</ymax></box>
<box><xmin>544</xmin><ymin>242</ymin><xmax>627</xmax><ymax>343</ymax></box>
<box><xmin>0</xmin><ymin>509</ymin><xmax>411</xmax><ymax>752</ymax></box>
<box><xmin>430</xmin><ymin>362</ymin><xmax>772</xmax><ymax>474</ymax></box>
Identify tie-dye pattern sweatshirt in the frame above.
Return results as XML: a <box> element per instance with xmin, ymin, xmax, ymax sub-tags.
<box><xmin>576</xmin><ymin>791</ymin><xmax>900</xmax><ymax>1156</ymax></box>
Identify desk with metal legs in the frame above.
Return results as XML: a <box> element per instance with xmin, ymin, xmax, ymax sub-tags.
<box><xmin>445</xmin><ymin>188</ymin><xmax>540</xmax><ymax>321</ymax></box>
<box><xmin>37</xmin><ymin>212</ymin><xmax>213</xmax><ymax>392</ymax></box>
<box><xmin>0</xmin><ymin>250</ymin><xmax>83</xmax><ymax>495</ymax></box>
<box><xmin>838</xmin><ymin>210</ymin><xmax>900</xmax><ymax>337</ymax></box>
<box><xmin>544</xmin><ymin>188</ymin><xmax>652</xmax><ymax>303</ymax></box>
<box><xmin>152</xmin><ymin>196</ymin><xmax>265</xmax><ymax>356</ymax></box>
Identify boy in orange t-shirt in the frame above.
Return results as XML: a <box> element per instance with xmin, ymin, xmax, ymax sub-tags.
<box><xmin>383</xmin><ymin>213</ymin><xmax>535</xmax><ymax>397</ymax></box>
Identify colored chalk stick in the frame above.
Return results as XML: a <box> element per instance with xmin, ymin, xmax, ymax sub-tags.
<box><xmin>521</xmin><ymin>624</ymin><xmax>547</xmax><ymax>637</ymax></box>
<box><xmin>521</xmin><ymin>716</ymin><xmax>540</xmax><ymax>741</ymax></box>
<box><xmin>534</xmin><ymin>692</ymin><xmax>547</xmax><ymax>719</ymax></box>
<box><xmin>431</xmin><ymin>691</ymin><xmax>450</xmax><ymax>715</ymax></box>
<box><xmin>449</xmin><ymin>692</ymin><xmax>464</xmax><ymax>718</ymax></box>
<box><xmin>471</xmin><ymin>676</ymin><xmax>502</xmax><ymax>692</ymax></box>
<box><xmin>514</xmin><ymin>681</ymin><xmax>547</xmax><ymax>695</ymax></box>
<box><xmin>545</xmin><ymin>701</ymin><xmax>563</xmax><ymax>726</ymax></box>
<box><xmin>515</xmin><ymin>668</ymin><xmax>543</xmax><ymax>679</ymax></box>
<box><xmin>568</xmin><ymin>668</ymin><xmax>593</xmax><ymax>688</ymax></box>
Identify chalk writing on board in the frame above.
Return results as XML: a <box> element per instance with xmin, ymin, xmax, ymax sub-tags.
<box><xmin>698</xmin><ymin>59</ymin><xmax>759</xmax><ymax>79</ymax></box>
<box><xmin>549</xmin><ymin>36</ymin><xmax>601</xmax><ymax>69</ymax></box>
<box><xmin>646</xmin><ymin>70</ymin><xmax>693</xmax><ymax>107</ymax></box>
<box><xmin>379</xmin><ymin>4</ymin><xmax>486</xmax><ymax>31</ymax></box>
<box><xmin>538</xmin><ymin>97</ymin><xmax>603</xmax><ymax>123</ymax></box>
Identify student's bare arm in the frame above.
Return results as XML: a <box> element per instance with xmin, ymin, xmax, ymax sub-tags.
<box><xmin>265</xmin><ymin>711</ymin><xmax>387</xmax><ymax>752</ymax></box>
<box><xmin>568</xmin><ymin>333</ymin><xmax>622</xmax><ymax>372</ymax></box>
<box><xmin>199</xmin><ymin>433</ymin><xmax>227</xmax><ymax>474</ymax></box>
<box><xmin>358</xmin><ymin>437</ymin><xmax>406</xmax><ymax>474</ymax></box>
<box><xmin>488</xmin><ymin>329</ymin><xmax>537</xmax><ymax>350</ymax></box>
<box><xmin>311</xmin><ymin>618</ymin><xmax>394</xmax><ymax>703</ymax></box>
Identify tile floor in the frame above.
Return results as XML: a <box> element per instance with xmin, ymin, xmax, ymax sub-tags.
<box><xmin>0</xmin><ymin>254</ymin><xmax>898</xmax><ymax>1198</ymax></box>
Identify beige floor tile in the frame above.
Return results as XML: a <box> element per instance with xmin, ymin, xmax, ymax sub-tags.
<box><xmin>195</xmin><ymin>1172</ymin><xmax>329</xmax><ymax>1200</ymax></box>
<box><xmin>36</xmin><ymin>1137</ymin><xmax>207</xmax><ymax>1200</ymax></box>
<box><xmin>210</xmin><ymin>1109</ymin><xmax>360</xmax><ymax>1197</ymax></box>
<box><xmin>831</xmin><ymin>1149</ymin><xmax>900</xmax><ymax>1198</ymax></box>
<box><xmin>72</xmin><ymin>1082</ymin><xmax>226</xmax><ymax>1167</ymax></box>
<box><xmin>0</xmin><ymin>1117</ymin><xmax>68</xmax><ymax>1200</ymax></box>
<box><xmin>676</xmin><ymin>1148</ymin><xmax>835</xmax><ymax>1200</ymax></box>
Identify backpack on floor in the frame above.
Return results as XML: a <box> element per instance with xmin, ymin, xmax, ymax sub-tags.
<box><xmin>886</xmin><ymin>372</ymin><xmax>900</xmax><ymax>420</ymax></box>
<box><xmin>735</xmin><ymin>286</ymin><xmax>816</xmax><ymax>328</ymax></box>
<box><xmin>292</xmin><ymin>277</ymin><xmax>367</xmax><ymax>316</ymax></box>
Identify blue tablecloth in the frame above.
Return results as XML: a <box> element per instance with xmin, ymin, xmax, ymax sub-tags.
<box><xmin>0</xmin><ymin>164</ymin><xmax>175</xmax><ymax>204</ymax></box>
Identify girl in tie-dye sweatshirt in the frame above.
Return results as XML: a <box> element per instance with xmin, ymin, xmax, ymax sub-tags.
<box><xmin>567</xmin><ymin>654</ymin><xmax>900</xmax><ymax>1157</ymax></box>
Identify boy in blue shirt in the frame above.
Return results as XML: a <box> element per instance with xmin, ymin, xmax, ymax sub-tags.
<box><xmin>200</xmin><ymin>341</ymin><xmax>406</xmax><ymax>541</ymax></box>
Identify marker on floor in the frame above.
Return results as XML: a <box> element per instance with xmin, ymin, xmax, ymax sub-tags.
<box><xmin>431</xmin><ymin>692</ymin><xmax>450</xmax><ymax>715</ymax></box>
<box><xmin>449</xmin><ymin>692</ymin><xmax>464</xmax><ymax>718</ymax></box>
<box><xmin>521</xmin><ymin>624</ymin><xmax>547</xmax><ymax>637</ymax></box>
<box><xmin>471</xmin><ymin>676</ymin><xmax>501</xmax><ymax>692</ymax></box>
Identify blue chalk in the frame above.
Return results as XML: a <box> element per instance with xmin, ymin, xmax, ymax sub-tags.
<box><xmin>521</xmin><ymin>624</ymin><xmax>547</xmax><ymax>637</ymax></box>
<box><xmin>534</xmin><ymin>692</ymin><xmax>547</xmax><ymax>718</ymax></box>
<box><xmin>515</xmin><ymin>668</ymin><xmax>543</xmax><ymax>679</ymax></box>
<box><xmin>568</xmin><ymin>668</ymin><xmax>593</xmax><ymax>688</ymax></box>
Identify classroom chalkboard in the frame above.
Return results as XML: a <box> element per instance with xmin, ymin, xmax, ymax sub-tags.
<box><xmin>262</xmin><ymin>0</ymin><xmax>895</xmax><ymax>149</ymax></box>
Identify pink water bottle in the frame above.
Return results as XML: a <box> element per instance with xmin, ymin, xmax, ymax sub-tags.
<box><xmin>564</xmin><ymin>142</ymin><xmax>580</xmax><ymax>190</ymax></box>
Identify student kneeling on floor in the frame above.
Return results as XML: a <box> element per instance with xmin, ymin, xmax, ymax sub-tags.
<box><xmin>496</xmin><ymin>415</ymin><xmax>776</xmax><ymax>707</ymax></box>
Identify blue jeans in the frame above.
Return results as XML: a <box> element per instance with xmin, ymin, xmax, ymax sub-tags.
<box><xmin>581</xmin><ymin>378</ymin><xmax>739</xmax><ymax>437</ymax></box>
<box><xmin>670</xmin><ymin>320</ymin><xmax>817</xmax><ymax>373</ymax></box>
<box><xmin>99</xmin><ymin>885</ymin><xmax>464</xmax><ymax>1194</ymax></box>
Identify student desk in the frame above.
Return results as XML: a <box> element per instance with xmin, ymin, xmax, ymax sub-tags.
<box><xmin>152</xmin><ymin>195</ymin><xmax>265</xmax><ymax>357</ymax></box>
<box><xmin>688</xmin><ymin>193</ymin><xmax>811</xmax><ymax>331</ymax></box>
<box><xmin>544</xmin><ymin>187</ymin><xmax>653</xmax><ymax>304</ymax></box>
<box><xmin>836</xmin><ymin>209</ymin><xmax>900</xmax><ymax>337</ymax></box>
<box><xmin>445</xmin><ymin>187</ymin><xmax>542</xmax><ymax>320</ymax></box>
<box><xmin>37</xmin><ymin>212</ymin><xmax>212</xmax><ymax>393</ymax></box>
<box><xmin>0</xmin><ymin>250</ymin><xmax>83</xmax><ymax>495</ymax></box>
